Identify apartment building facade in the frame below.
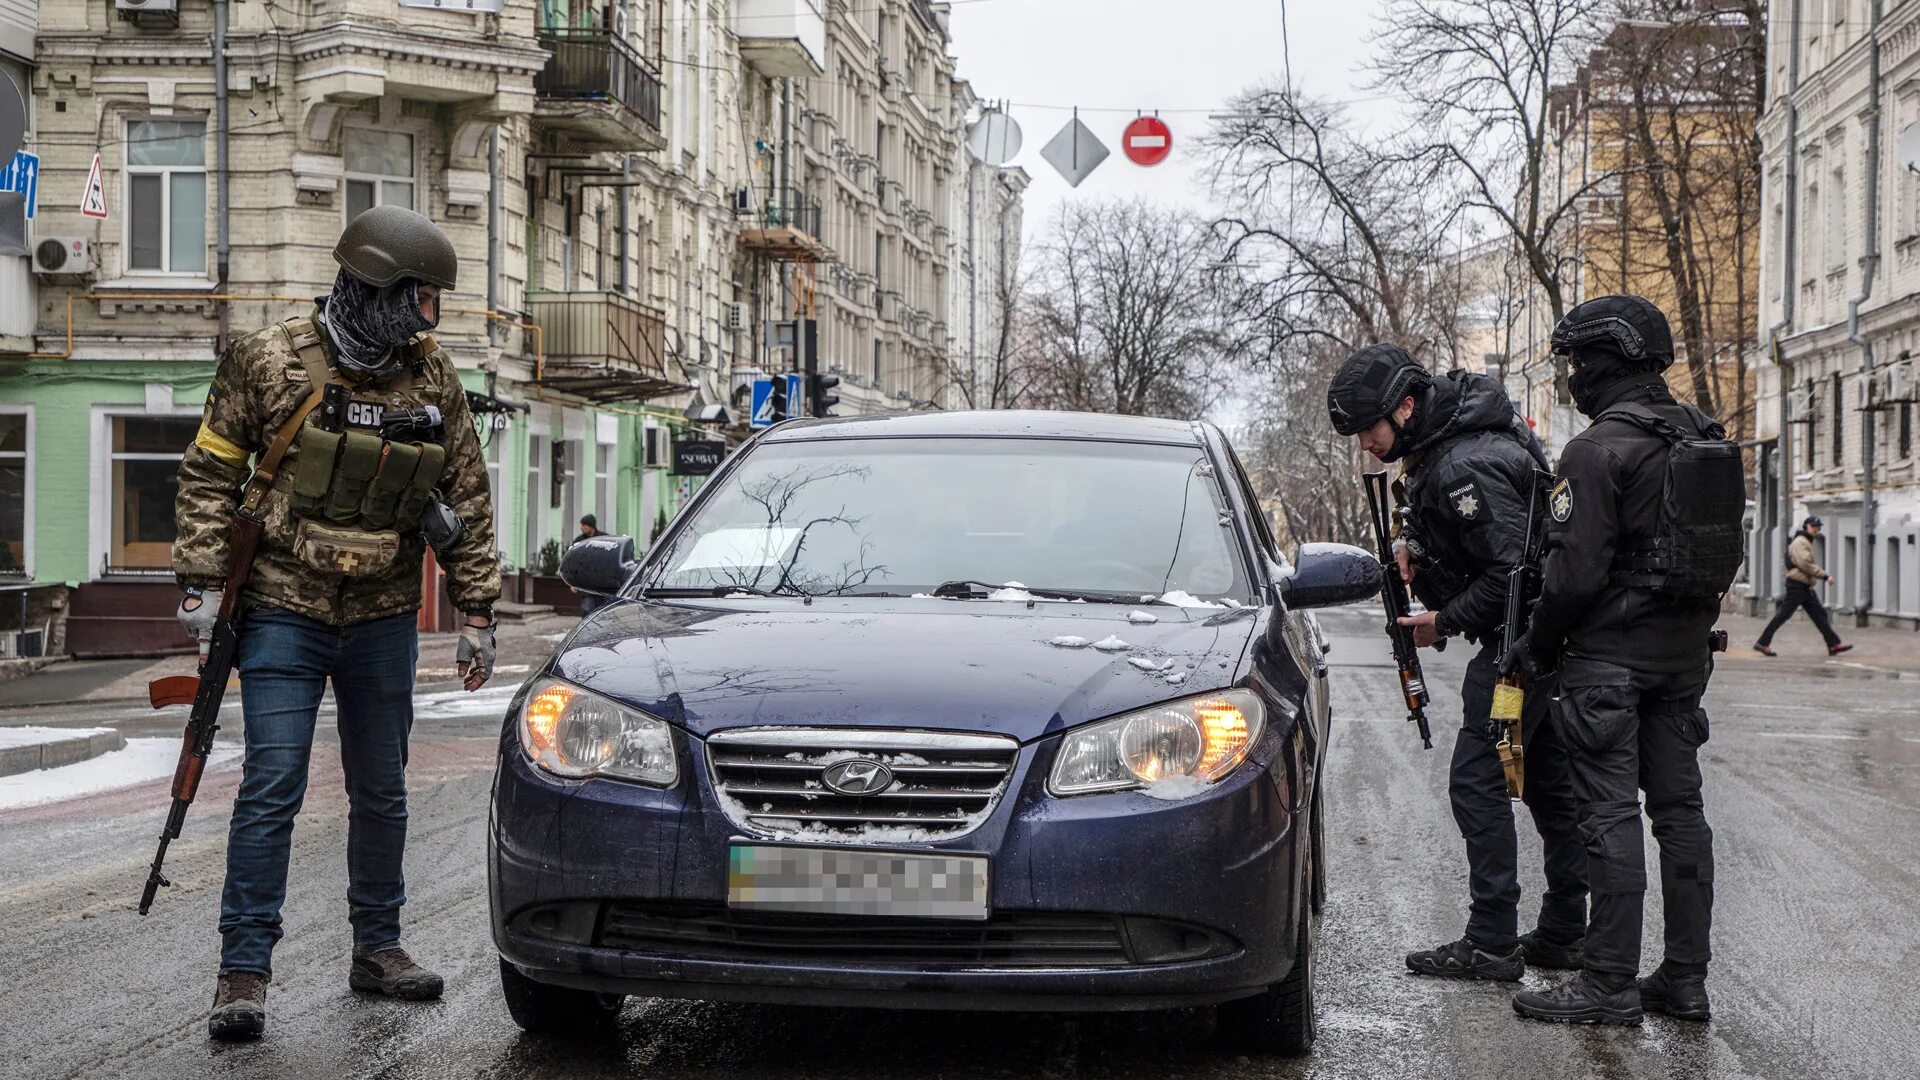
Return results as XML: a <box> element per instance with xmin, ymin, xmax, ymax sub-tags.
<box><xmin>0</xmin><ymin>0</ymin><xmax>1020</xmax><ymax>654</ymax></box>
<box><xmin>1754</xmin><ymin>0</ymin><xmax>1920</xmax><ymax>628</ymax></box>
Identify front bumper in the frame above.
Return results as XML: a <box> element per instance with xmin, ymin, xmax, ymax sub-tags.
<box><xmin>488</xmin><ymin>730</ymin><xmax>1305</xmax><ymax>1010</ymax></box>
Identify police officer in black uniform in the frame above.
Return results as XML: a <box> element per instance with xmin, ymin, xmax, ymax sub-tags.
<box><xmin>1328</xmin><ymin>345</ymin><xmax>1588</xmax><ymax>981</ymax></box>
<box><xmin>1506</xmin><ymin>295</ymin><xmax>1743</xmax><ymax>1026</ymax></box>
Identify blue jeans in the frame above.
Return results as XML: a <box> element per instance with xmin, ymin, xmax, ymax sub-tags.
<box><xmin>219</xmin><ymin>607</ymin><xmax>419</xmax><ymax>976</ymax></box>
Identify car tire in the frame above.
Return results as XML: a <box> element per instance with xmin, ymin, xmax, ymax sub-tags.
<box><xmin>498</xmin><ymin>958</ymin><xmax>625</xmax><ymax>1036</ymax></box>
<box><xmin>1217</xmin><ymin>848</ymin><xmax>1318</xmax><ymax>1057</ymax></box>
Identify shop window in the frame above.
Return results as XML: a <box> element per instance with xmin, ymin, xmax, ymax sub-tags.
<box><xmin>109</xmin><ymin>415</ymin><xmax>198</xmax><ymax>571</ymax></box>
<box><xmin>0</xmin><ymin>412</ymin><xmax>28</xmax><ymax>578</ymax></box>
<box><xmin>344</xmin><ymin>128</ymin><xmax>415</xmax><ymax>224</ymax></box>
<box><xmin>126</xmin><ymin>119</ymin><xmax>207</xmax><ymax>274</ymax></box>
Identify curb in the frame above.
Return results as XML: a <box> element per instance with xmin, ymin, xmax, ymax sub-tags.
<box><xmin>0</xmin><ymin>729</ymin><xmax>129</xmax><ymax>779</ymax></box>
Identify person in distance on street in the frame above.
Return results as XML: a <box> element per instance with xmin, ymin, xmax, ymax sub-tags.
<box><xmin>1753</xmin><ymin>516</ymin><xmax>1851</xmax><ymax>657</ymax></box>
<box><xmin>1505</xmin><ymin>295</ymin><xmax>1745</xmax><ymax>1027</ymax></box>
<box><xmin>1327</xmin><ymin>344</ymin><xmax>1588</xmax><ymax>983</ymax></box>
<box><xmin>174</xmin><ymin>206</ymin><xmax>501</xmax><ymax>1041</ymax></box>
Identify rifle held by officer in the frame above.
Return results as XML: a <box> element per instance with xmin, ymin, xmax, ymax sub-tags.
<box><xmin>1363</xmin><ymin>470</ymin><xmax>1433</xmax><ymax>749</ymax></box>
<box><xmin>140</xmin><ymin>383</ymin><xmax>347</xmax><ymax>914</ymax></box>
<box><xmin>1490</xmin><ymin>470</ymin><xmax>1551</xmax><ymax>800</ymax></box>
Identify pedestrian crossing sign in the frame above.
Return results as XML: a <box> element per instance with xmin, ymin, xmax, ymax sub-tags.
<box><xmin>80</xmin><ymin>152</ymin><xmax>107</xmax><ymax>219</ymax></box>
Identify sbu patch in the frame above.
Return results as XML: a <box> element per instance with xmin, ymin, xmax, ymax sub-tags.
<box><xmin>1449</xmin><ymin>481</ymin><xmax>1482</xmax><ymax>521</ymax></box>
<box><xmin>1549</xmin><ymin>478</ymin><xmax>1573</xmax><ymax>523</ymax></box>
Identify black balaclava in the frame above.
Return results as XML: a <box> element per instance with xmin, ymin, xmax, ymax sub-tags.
<box><xmin>323</xmin><ymin>268</ymin><xmax>436</xmax><ymax>378</ymax></box>
<box><xmin>1567</xmin><ymin>347</ymin><xmax>1636</xmax><ymax>416</ymax></box>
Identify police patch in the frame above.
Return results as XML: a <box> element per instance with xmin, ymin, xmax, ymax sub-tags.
<box><xmin>1449</xmin><ymin>482</ymin><xmax>1482</xmax><ymax>521</ymax></box>
<box><xmin>1549</xmin><ymin>478</ymin><xmax>1573</xmax><ymax>523</ymax></box>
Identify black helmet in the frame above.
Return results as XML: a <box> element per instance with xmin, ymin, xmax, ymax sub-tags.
<box><xmin>334</xmin><ymin>206</ymin><xmax>458</xmax><ymax>290</ymax></box>
<box><xmin>1327</xmin><ymin>344</ymin><xmax>1432</xmax><ymax>437</ymax></box>
<box><xmin>1550</xmin><ymin>295</ymin><xmax>1674</xmax><ymax>372</ymax></box>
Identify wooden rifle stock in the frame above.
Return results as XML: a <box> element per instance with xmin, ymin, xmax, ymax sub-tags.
<box><xmin>1363</xmin><ymin>471</ymin><xmax>1434</xmax><ymax>750</ymax></box>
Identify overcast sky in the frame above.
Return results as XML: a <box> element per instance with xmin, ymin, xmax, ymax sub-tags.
<box><xmin>945</xmin><ymin>0</ymin><xmax>1395</xmax><ymax>237</ymax></box>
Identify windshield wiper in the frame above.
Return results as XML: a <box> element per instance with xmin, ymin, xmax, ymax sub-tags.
<box><xmin>929</xmin><ymin>581</ymin><xmax>1134</xmax><ymax>603</ymax></box>
<box><xmin>643</xmin><ymin>585</ymin><xmax>793</xmax><ymax>598</ymax></box>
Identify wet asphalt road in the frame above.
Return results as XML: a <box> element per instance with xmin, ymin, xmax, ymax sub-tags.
<box><xmin>0</xmin><ymin>607</ymin><xmax>1916</xmax><ymax>1080</ymax></box>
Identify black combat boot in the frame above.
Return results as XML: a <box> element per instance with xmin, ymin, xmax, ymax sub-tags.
<box><xmin>1518</xmin><ymin>930</ymin><xmax>1585</xmax><ymax>970</ymax></box>
<box><xmin>349</xmin><ymin>947</ymin><xmax>445</xmax><ymax>1000</ymax></box>
<box><xmin>1512</xmin><ymin>972</ymin><xmax>1644</xmax><ymax>1026</ymax></box>
<box><xmin>209</xmin><ymin>971</ymin><xmax>269</xmax><ymax>1041</ymax></box>
<box><xmin>1639</xmin><ymin>965</ymin><xmax>1711</xmax><ymax>1021</ymax></box>
<box><xmin>1404</xmin><ymin>936</ymin><xmax>1525</xmax><ymax>981</ymax></box>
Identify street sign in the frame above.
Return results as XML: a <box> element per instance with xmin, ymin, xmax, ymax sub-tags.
<box><xmin>750</xmin><ymin>377</ymin><xmax>775</xmax><ymax>428</ymax></box>
<box><xmin>1122</xmin><ymin>116</ymin><xmax>1173</xmax><ymax>168</ymax></box>
<box><xmin>1039</xmin><ymin>117</ymin><xmax>1109</xmax><ymax>189</ymax></box>
<box><xmin>0</xmin><ymin>151</ymin><xmax>37</xmax><ymax>218</ymax></box>
<box><xmin>672</xmin><ymin>439</ymin><xmax>727</xmax><ymax>476</ymax></box>
<box><xmin>785</xmin><ymin>372</ymin><xmax>804</xmax><ymax>417</ymax></box>
<box><xmin>80</xmin><ymin>153</ymin><xmax>107</xmax><ymax>219</ymax></box>
<box><xmin>966</xmin><ymin>110</ymin><xmax>1023</xmax><ymax>166</ymax></box>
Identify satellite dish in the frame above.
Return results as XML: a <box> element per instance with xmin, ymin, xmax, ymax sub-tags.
<box><xmin>966</xmin><ymin>111</ymin><xmax>1023</xmax><ymax>166</ymax></box>
<box><xmin>1902</xmin><ymin>122</ymin><xmax>1920</xmax><ymax>174</ymax></box>
<box><xmin>0</xmin><ymin>73</ymin><xmax>22</xmax><ymax>165</ymax></box>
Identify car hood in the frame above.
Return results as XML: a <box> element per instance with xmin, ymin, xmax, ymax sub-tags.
<box><xmin>548</xmin><ymin>598</ymin><xmax>1261</xmax><ymax>742</ymax></box>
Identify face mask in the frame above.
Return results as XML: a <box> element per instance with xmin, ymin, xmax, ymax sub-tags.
<box><xmin>325</xmin><ymin>269</ymin><xmax>434</xmax><ymax>377</ymax></box>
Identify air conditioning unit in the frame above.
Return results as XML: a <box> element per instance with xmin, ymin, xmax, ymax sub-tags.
<box><xmin>725</xmin><ymin>302</ymin><xmax>749</xmax><ymax>331</ymax></box>
<box><xmin>1857</xmin><ymin>370</ymin><xmax>1880</xmax><ymax>410</ymax></box>
<box><xmin>642</xmin><ymin>425</ymin><xmax>668</xmax><ymax>469</ymax></box>
<box><xmin>1787</xmin><ymin>385</ymin><xmax>1817</xmax><ymax>423</ymax></box>
<box><xmin>33</xmin><ymin>237</ymin><xmax>92</xmax><ymax>276</ymax></box>
<box><xmin>116</xmin><ymin>0</ymin><xmax>178</xmax><ymax>13</ymax></box>
<box><xmin>1886</xmin><ymin>360</ymin><xmax>1915</xmax><ymax>403</ymax></box>
<box><xmin>731</xmin><ymin>187</ymin><xmax>754</xmax><ymax>214</ymax></box>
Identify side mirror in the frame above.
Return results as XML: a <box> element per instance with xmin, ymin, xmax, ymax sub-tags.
<box><xmin>560</xmin><ymin>534</ymin><xmax>638</xmax><ymax>596</ymax></box>
<box><xmin>1281</xmin><ymin>542</ymin><xmax>1383</xmax><ymax>610</ymax></box>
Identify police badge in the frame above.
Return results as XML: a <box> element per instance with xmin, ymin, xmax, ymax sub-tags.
<box><xmin>1449</xmin><ymin>482</ymin><xmax>1482</xmax><ymax>520</ymax></box>
<box><xmin>1549</xmin><ymin>478</ymin><xmax>1573</xmax><ymax>523</ymax></box>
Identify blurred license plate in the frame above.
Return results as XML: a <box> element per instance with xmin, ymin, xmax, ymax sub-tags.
<box><xmin>728</xmin><ymin>844</ymin><xmax>990</xmax><ymax>920</ymax></box>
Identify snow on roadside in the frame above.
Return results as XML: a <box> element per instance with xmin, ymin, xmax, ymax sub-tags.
<box><xmin>0</xmin><ymin>738</ymin><xmax>241</xmax><ymax>811</ymax></box>
<box><xmin>0</xmin><ymin>726</ymin><xmax>113</xmax><ymax>750</ymax></box>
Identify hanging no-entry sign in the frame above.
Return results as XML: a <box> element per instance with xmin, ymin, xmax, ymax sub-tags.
<box><xmin>1122</xmin><ymin>116</ymin><xmax>1173</xmax><ymax>168</ymax></box>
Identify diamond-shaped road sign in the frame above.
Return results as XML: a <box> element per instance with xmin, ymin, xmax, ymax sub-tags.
<box><xmin>1040</xmin><ymin>117</ymin><xmax>1109</xmax><ymax>188</ymax></box>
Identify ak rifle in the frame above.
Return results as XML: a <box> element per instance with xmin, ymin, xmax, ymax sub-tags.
<box><xmin>1489</xmin><ymin>470</ymin><xmax>1551</xmax><ymax>800</ymax></box>
<box><xmin>1362</xmin><ymin>471</ymin><xmax>1434</xmax><ymax>750</ymax></box>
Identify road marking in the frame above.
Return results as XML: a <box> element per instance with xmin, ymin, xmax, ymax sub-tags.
<box><xmin>1757</xmin><ymin>732</ymin><xmax>1867</xmax><ymax>741</ymax></box>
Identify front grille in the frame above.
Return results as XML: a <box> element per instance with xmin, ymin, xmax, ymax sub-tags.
<box><xmin>598</xmin><ymin>903</ymin><xmax>1131</xmax><ymax>968</ymax></box>
<box><xmin>706</xmin><ymin>728</ymin><xmax>1019</xmax><ymax>842</ymax></box>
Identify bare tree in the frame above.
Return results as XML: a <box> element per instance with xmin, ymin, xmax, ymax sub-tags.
<box><xmin>1375</xmin><ymin>0</ymin><xmax>1613</xmax><ymax>397</ymax></box>
<box><xmin>1020</xmin><ymin>200</ymin><xmax>1247</xmax><ymax>419</ymax></box>
<box><xmin>941</xmin><ymin>263</ymin><xmax>1042</xmax><ymax>410</ymax></box>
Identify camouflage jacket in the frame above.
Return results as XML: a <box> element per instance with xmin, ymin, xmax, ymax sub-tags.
<box><xmin>172</xmin><ymin>306</ymin><xmax>501</xmax><ymax>626</ymax></box>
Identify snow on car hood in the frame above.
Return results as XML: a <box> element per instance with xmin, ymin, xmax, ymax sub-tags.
<box><xmin>547</xmin><ymin>597</ymin><xmax>1261</xmax><ymax>742</ymax></box>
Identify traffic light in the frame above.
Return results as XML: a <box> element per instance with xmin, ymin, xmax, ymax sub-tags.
<box><xmin>768</xmin><ymin>376</ymin><xmax>789</xmax><ymax>422</ymax></box>
<box><xmin>809</xmin><ymin>373</ymin><xmax>841</xmax><ymax>418</ymax></box>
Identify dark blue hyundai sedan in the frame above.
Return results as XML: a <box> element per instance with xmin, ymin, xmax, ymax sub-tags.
<box><xmin>488</xmin><ymin>411</ymin><xmax>1379</xmax><ymax>1056</ymax></box>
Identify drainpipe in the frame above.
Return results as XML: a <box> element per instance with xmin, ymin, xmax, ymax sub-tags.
<box><xmin>488</xmin><ymin>126</ymin><xmax>502</xmax><ymax>345</ymax></box>
<box><xmin>213</xmin><ymin>0</ymin><xmax>230</xmax><ymax>354</ymax></box>
<box><xmin>1769</xmin><ymin>0</ymin><xmax>1804</xmax><ymax>611</ymax></box>
<box><xmin>1850</xmin><ymin>0</ymin><xmax>1885</xmax><ymax>626</ymax></box>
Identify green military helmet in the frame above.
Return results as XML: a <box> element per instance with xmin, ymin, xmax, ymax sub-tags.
<box><xmin>334</xmin><ymin>206</ymin><xmax>457</xmax><ymax>290</ymax></box>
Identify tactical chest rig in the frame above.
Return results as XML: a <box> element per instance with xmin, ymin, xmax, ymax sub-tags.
<box><xmin>1599</xmin><ymin>402</ymin><xmax>1745</xmax><ymax>599</ymax></box>
<box><xmin>275</xmin><ymin>316</ymin><xmax>447</xmax><ymax>578</ymax></box>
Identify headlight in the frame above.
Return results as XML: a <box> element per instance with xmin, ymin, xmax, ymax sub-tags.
<box><xmin>518</xmin><ymin>678</ymin><xmax>677</xmax><ymax>786</ymax></box>
<box><xmin>1049</xmin><ymin>689</ymin><xmax>1267</xmax><ymax>798</ymax></box>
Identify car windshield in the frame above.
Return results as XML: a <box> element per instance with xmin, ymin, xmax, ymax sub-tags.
<box><xmin>648</xmin><ymin>437</ymin><xmax>1250</xmax><ymax>602</ymax></box>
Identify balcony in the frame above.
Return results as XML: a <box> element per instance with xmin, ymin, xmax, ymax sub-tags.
<box><xmin>533</xmin><ymin>28</ymin><xmax>666</xmax><ymax>153</ymax></box>
<box><xmin>738</xmin><ymin>187</ymin><xmax>837</xmax><ymax>263</ymax></box>
<box><xmin>527</xmin><ymin>291</ymin><xmax>687</xmax><ymax>404</ymax></box>
<box><xmin>735</xmin><ymin>0</ymin><xmax>826</xmax><ymax>77</ymax></box>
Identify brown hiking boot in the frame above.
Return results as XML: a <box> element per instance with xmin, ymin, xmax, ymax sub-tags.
<box><xmin>209</xmin><ymin>972</ymin><xmax>269</xmax><ymax>1041</ymax></box>
<box><xmin>349</xmin><ymin>947</ymin><xmax>444</xmax><ymax>1000</ymax></box>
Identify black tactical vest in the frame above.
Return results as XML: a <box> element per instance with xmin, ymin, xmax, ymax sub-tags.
<box><xmin>1601</xmin><ymin>401</ymin><xmax>1746</xmax><ymax>599</ymax></box>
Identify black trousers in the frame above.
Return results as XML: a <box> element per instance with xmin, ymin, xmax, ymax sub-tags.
<box><xmin>1554</xmin><ymin>655</ymin><xmax>1715</xmax><ymax>979</ymax></box>
<box><xmin>1757</xmin><ymin>582</ymin><xmax>1840</xmax><ymax>648</ymax></box>
<box><xmin>1452</xmin><ymin>641</ymin><xmax>1589</xmax><ymax>951</ymax></box>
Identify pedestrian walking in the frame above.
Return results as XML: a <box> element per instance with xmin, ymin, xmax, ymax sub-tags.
<box><xmin>1327</xmin><ymin>345</ymin><xmax>1589</xmax><ymax>983</ymax></box>
<box><xmin>1505</xmin><ymin>295</ymin><xmax>1746</xmax><ymax>1026</ymax></box>
<box><xmin>1754</xmin><ymin>517</ymin><xmax>1852</xmax><ymax>656</ymax></box>
<box><xmin>172</xmin><ymin>206</ymin><xmax>501</xmax><ymax>1041</ymax></box>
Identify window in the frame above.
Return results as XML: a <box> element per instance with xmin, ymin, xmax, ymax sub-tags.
<box><xmin>1806</xmin><ymin>378</ymin><xmax>1819</xmax><ymax>470</ymax></box>
<box><xmin>487</xmin><ymin>427</ymin><xmax>509</xmax><ymax>563</ymax></box>
<box><xmin>344</xmin><ymin>128</ymin><xmax>415</xmax><ymax>223</ymax></box>
<box><xmin>1833</xmin><ymin>371</ymin><xmax>1845</xmax><ymax>465</ymax></box>
<box><xmin>527</xmin><ymin>433</ymin><xmax>548</xmax><ymax>564</ymax></box>
<box><xmin>596</xmin><ymin>442</ymin><xmax>614</xmax><ymax>529</ymax></box>
<box><xmin>1901</xmin><ymin>400</ymin><xmax>1912</xmax><ymax>460</ymax></box>
<box><xmin>1827</xmin><ymin>158</ymin><xmax>1847</xmax><ymax>271</ymax></box>
<box><xmin>127</xmin><ymin>119</ymin><xmax>207</xmax><ymax>274</ymax></box>
<box><xmin>0</xmin><ymin>411</ymin><xmax>29</xmax><ymax>578</ymax></box>
<box><xmin>109</xmin><ymin>415</ymin><xmax>198</xmax><ymax>571</ymax></box>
